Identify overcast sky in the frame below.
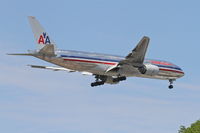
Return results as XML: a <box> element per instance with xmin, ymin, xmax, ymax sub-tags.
<box><xmin>0</xmin><ymin>0</ymin><xmax>200</xmax><ymax>133</ymax></box>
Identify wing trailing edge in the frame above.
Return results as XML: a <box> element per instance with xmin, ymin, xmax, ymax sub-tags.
<box><xmin>28</xmin><ymin>65</ymin><xmax>93</xmax><ymax>75</ymax></box>
<box><xmin>28</xmin><ymin>65</ymin><xmax>75</xmax><ymax>72</ymax></box>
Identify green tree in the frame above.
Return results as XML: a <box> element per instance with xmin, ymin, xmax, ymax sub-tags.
<box><xmin>179</xmin><ymin>125</ymin><xmax>186</xmax><ymax>133</ymax></box>
<box><xmin>178</xmin><ymin>120</ymin><xmax>200</xmax><ymax>133</ymax></box>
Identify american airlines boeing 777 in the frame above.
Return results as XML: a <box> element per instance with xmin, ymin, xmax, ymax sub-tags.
<box><xmin>9</xmin><ymin>16</ymin><xmax>184</xmax><ymax>89</ymax></box>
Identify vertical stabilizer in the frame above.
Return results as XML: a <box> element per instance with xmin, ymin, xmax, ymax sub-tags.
<box><xmin>28</xmin><ymin>16</ymin><xmax>56</xmax><ymax>53</ymax></box>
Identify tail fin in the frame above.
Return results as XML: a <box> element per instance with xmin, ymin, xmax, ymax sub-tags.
<box><xmin>28</xmin><ymin>16</ymin><xmax>56</xmax><ymax>54</ymax></box>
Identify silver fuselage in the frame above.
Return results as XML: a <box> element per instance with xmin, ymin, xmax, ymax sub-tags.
<box><xmin>34</xmin><ymin>49</ymin><xmax>184</xmax><ymax>80</ymax></box>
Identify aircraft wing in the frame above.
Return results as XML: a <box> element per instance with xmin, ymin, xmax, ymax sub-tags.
<box><xmin>119</xmin><ymin>36</ymin><xmax>150</xmax><ymax>67</ymax></box>
<box><xmin>28</xmin><ymin>65</ymin><xmax>93</xmax><ymax>75</ymax></box>
<box><xmin>28</xmin><ymin>65</ymin><xmax>75</xmax><ymax>72</ymax></box>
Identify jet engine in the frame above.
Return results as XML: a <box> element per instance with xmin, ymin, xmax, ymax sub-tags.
<box><xmin>138</xmin><ymin>64</ymin><xmax>159</xmax><ymax>76</ymax></box>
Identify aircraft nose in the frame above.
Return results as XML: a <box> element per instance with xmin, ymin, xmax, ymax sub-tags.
<box><xmin>178</xmin><ymin>67</ymin><xmax>185</xmax><ymax>77</ymax></box>
<box><xmin>181</xmin><ymin>71</ymin><xmax>185</xmax><ymax>77</ymax></box>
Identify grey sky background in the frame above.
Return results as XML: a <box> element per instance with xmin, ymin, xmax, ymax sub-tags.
<box><xmin>0</xmin><ymin>0</ymin><xmax>200</xmax><ymax>133</ymax></box>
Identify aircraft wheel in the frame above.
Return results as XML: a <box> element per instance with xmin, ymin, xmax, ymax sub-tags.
<box><xmin>168</xmin><ymin>85</ymin><xmax>173</xmax><ymax>89</ymax></box>
<box><xmin>91</xmin><ymin>83</ymin><xmax>96</xmax><ymax>87</ymax></box>
<box><xmin>91</xmin><ymin>82</ymin><xmax>104</xmax><ymax>87</ymax></box>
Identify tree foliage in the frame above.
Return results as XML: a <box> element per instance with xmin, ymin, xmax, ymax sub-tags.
<box><xmin>179</xmin><ymin>120</ymin><xmax>200</xmax><ymax>133</ymax></box>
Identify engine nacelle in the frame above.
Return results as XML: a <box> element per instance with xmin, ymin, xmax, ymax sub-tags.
<box><xmin>138</xmin><ymin>64</ymin><xmax>159</xmax><ymax>76</ymax></box>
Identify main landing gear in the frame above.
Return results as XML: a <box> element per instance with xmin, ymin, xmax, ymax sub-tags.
<box><xmin>168</xmin><ymin>79</ymin><xmax>175</xmax><ymax>89</ymax></box>
<box><xmin>90</xmin><ymin>75</ymin><xmax>126</xmax><ymax>87</ymax></box>
<box><xmin>91</xmin><ymin>75</ymin><xmax>106</xmax><ymax>87</ymax></box>
<box><xmin>91</xmin><ymin>81</ymin><xmax>105</xmax><ymax>87</ymax></box>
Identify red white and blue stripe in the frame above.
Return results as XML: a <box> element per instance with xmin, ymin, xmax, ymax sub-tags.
<box><xmin>60</xmin><ymin>55</ymin><xmax>184</xmax><ymax>74</ymax></box>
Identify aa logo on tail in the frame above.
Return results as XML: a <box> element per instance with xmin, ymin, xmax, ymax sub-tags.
<box><xmin>38</xmin><ymin>32</ymin><xmax>51</xmax><ymax>44</ymax></box>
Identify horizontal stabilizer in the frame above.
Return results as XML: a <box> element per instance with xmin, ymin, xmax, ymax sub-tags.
<box><xmin>7</xmin><ymin>53</ymin><xmax>33</xmax><ymax>56</ymax></box>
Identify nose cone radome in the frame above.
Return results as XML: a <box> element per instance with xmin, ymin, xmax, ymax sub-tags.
<box><xmin>177</xmin><ymin>67</ymin><xmax>185</xmax><ymax>78</ymax></box>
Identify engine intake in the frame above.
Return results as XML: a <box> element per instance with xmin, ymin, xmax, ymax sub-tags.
<box><xmin>138</xmin><ymin>64</ymin><xmax>159</xmax><ymax>75</ymax></box>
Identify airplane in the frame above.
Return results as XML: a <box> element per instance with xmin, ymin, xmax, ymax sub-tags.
<box><xmin>9</xmin><ymin>16</ymin><xmax>184</xmax><ymax>89</ymax></box>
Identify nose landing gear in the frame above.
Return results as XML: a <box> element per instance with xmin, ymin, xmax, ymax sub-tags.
<box><xmin>169</xmin><ymin>84</ymin><xmax>173</xmax><ymax>89</ymax></box>
<box><xmin>168</xmin><ymin>79</ymin><xmax>175</xmax><ymax>89</ymax></box>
